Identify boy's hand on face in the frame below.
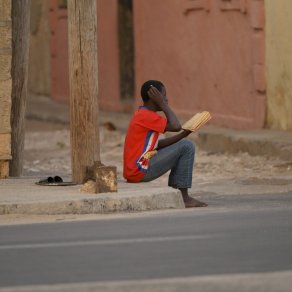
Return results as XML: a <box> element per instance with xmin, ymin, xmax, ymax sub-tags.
<box><xmin>147</xmin><ymin>86</ymin><xmax>166</xmax><ymax>106</ymax></box>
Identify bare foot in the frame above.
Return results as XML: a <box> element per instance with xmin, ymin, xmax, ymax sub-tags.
<box><xmin>184</xmin><ymin>197</ymin><xmax>208</xmax><ymax>208</ymax></box>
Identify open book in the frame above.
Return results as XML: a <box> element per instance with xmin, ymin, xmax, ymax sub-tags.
<box><xmin>182</xmin><ymin>111</ymin><xmax>212</xmax><ymax>132</ymax></box>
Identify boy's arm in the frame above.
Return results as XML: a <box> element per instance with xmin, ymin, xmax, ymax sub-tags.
<box><xmin>147</xmin><ymin>86</ymin><xmax>181</xmax><ymax>132</ymax></box>
<box><xmin>157</xmin><ymin>130</ymin><xmax>191</xmax><ymax>149</ymax></box>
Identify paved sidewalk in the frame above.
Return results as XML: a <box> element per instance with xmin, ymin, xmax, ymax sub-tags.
<box><xmin>0</xmin><ymin>178</ymin><xmax>184</xmax><ymax>215</ymax></box>
<box><xmin>1</xmin><ymin>175</ymin><xmax>292</xmax><ymax>216</ymax></box>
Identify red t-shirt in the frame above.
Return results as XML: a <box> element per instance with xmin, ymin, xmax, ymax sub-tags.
<box><xmin>123</xmin><ymin>107</ymin><xmax>167</xmax><ymax>182</ymax></box>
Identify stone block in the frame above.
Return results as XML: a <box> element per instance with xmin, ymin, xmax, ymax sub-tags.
<box><xmin>95</xmin><ymin>165</ymin><xmax>117</xmax><ymax>193</ymax></box>
<box><xmin>0</xmin><ymin>24</ymin><xmax>11</xmax><ymax>50</ymax></box>
<box><xmin>80</xmin><ymin>179</ymin><xmax>96</xmax><ymax>193</ymax></box>
<box><xmin>0</xmin><ymin>0</ymin><xmax>11</xmax><ymax>22</ymax></box>
<box><xmin>0</xmin><ymin>133</ymin><xmax>11</xmax><ymax>159</ymax></box>
<box><xmin>0</xmin><ymin>79</ymin><xmax>12</xmax><ymax>133</ymax></box>
<box><xmin>81</xmin><ymin>162</ymin><xmax>118</xmax><ymax>193</ymax></box>
<box><xmin>0</xmin><ymin>78</ymin><xmax>11</xmax><ymax>99</ymax></box>
<box><xmin>0</xmin><ymin>54</ymin><xmax>11</xmax><ymax>81</ymax></box>
<box><xmin>0</xmin><ymin>100</ymin><xmax>11</xmax><ymax>133</ymax></box>
<box><xmin>0</xmin><ymin>160</ymin><xmax>9</xmax><ymax>178</ymax></box>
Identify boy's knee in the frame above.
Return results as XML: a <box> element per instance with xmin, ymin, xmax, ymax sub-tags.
<box><xmin>179</xmin><ymin>140</ymin><xmax>195</xmax><ymax>153</ymax></box>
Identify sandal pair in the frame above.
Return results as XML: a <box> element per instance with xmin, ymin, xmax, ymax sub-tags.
<box><xmin>36</xmin><ymin>176</ymin><xmax>76</xmax><ymax>186</ymax></box>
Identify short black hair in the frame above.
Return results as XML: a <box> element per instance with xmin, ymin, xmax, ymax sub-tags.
<box><xmin>140</xmin><ymin>80</ymin><xmax>165</xmax><ymax>102</ymax></box>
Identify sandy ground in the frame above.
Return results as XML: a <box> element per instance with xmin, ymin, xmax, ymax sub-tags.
<box><xmin>24</xmin><ymin>119</ymin><xmax>292</xmax><ymax>184</ymax></box>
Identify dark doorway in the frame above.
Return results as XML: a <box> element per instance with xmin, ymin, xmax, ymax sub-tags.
<box><xmin>118</xmin><ymin>0</ymin><xmax>134</xmax><ymax>101</ymax></box>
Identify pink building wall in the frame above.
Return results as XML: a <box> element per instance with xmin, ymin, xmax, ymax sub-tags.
<box><xmin>49</xmin><ymin>0</ymin><xmax>266</xmax><ymax>129</ymax></box>
<box><xmin>134</xmin><ymin>0</ymin><xmax>266</xmax><ymax>129</ymax></box>
<box><xmin>49</xmin><ymin>0</ymin><xmax>129</xmax><ymax>112</ymax></box>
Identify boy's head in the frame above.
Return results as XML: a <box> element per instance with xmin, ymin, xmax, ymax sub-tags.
<box><xmin>140</xmin><ymin>80</ymin><xmax>165</xmax><ymax>103</ymax></box>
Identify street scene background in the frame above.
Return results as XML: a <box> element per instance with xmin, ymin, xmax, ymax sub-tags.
<box><xmin>1</xmin><ymin>0</ymin><xmax>292</xmax><ymax>291</ymax></box>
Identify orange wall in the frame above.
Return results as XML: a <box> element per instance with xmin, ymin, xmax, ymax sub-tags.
<box><xmin>48</xmin><ymin>0</ymin><xmax>266</xmax><ymax>129</ymax></box>
<box><xmin>49</xmin><ymin>0</ymin><xmax>128</xmax><ymax>112</ymax></box>
<box><xmin>133</xmin><ymin>0</ymin><xmax>266</xmax><ymax>129</ymax></box>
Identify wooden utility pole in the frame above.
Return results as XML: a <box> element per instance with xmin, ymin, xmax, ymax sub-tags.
<box><xmin>68</xmin><ymin>0</ymin><xmax>117</xmax><ymax>191</ymax></box>
<box><xmin>67</xmin><ymin>0</ymin><xmax>101</xmax><ymax>184</ymax></box>
<box><xmin>9</xmin><ymin>0</ymin><xmax>31</xmax><ymax>176</ymax></box>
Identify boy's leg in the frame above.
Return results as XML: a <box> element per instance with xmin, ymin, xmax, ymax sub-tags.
<box><xmin>141</xmin><ymin>140</ymin><xmax>207</xmax><ymax>207</ymax></box>
<box><xmin>141</xmin><ymin>140</ymin><xmax>192</xmax><ymax>182</ymax></box>
<box><xmin>179</xmin><ymin>187</ymin><xmax>207</xmax><ymax>208</ymax></box>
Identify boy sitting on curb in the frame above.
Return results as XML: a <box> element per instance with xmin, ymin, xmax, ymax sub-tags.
<box><xmin>123</xmin><ymin>80</ymin><xmax>208</xmax><ymax>208</ymax></box>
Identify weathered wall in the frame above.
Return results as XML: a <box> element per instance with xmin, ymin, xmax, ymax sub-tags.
<box><xmin>96</xmin><ymin>0</ymin><xmax>123</xmax><ymax>111</ymax></box>
<box><xmin>134</xmin><ymin>0</ymin><xmax>266</xmax><ymax>129</ymax></box>
<box><xmin>28</xmin><ymin>0</ymin><xmax>51</xmax><ymax>97</ymax></box>
<box><xmin>49</xmin><ymin>0</ymin><xmax>69</xmax><ymax>103</ymax></box>
<box><xmin>265</xmin><ymin>0</ymin><xmax>292</xmax><ymax>130</ymax></box>
<box><xmin>48</xmin><ymin>0</ymin><xmax>126</xmax><ymax>111</ymax></box>
<box><xmin>0</xmin><ymin>0</ymin><xmax>12</xmax><ymax>178</ymax></box>
<box><xmin>34</xmin><ymin>0</ymin><xmax>270</xmax><ymax>129</ymax></box>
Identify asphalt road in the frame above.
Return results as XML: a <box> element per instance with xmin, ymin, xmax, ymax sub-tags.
<box><xmin>1</xmin><ymin>192</ymin><xmax>292</xmax><ymax>290</ymax></box>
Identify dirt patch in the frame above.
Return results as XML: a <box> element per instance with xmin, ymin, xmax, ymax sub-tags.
<box><xmin>24</xmin><ymin>119</ymin><xmax>292</xmax><ymax>183</ymax></box>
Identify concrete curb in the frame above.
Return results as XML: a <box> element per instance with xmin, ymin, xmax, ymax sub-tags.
<box><xmin>0</xmin><ymin>179</ymin><xmax>185</xmax><ymax>215</ymax></box>
<box><xmin>0</xmin><ymin>193</ymin><xmax>185</xmax><ymax>215</ymax></box>
<box><xmin>194</xmin><ymin>126</ymin><xmax>292</xmax><ymax>160</ymax></box>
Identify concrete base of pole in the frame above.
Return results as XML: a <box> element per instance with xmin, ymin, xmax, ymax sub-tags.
<box><xmin>95</xmin><ymin>165</ymin><xmax>117</xmax><ymax>193</ymax></box>
<box><xmin>82</xmin><ymin>161</ymin><xmax>117</xmax><ymax>193</ymax></box>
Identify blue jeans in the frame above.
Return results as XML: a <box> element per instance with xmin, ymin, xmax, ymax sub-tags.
<box><xmin>141</xmin><ymin>140</ymin><xmax>195</xmax><ymax>189</ymax></box>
